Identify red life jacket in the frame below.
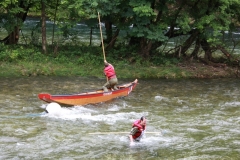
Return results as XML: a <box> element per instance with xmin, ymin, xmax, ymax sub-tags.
<box><xmin>132</xmin><ymin>120</ymin><xmax>146</xmax><ymax>139</ymax></box>
<box><xmin>104</xmin><ymin>64</ymin><xmax>116</xmax><ymax>80</ymax></box>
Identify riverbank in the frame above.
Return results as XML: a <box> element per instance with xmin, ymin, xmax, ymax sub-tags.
<box><xmin>1</xmin><ymin>41</ymin><xmax>239</xmax><ymax>79</ymax></box>
<box><xmin>0</xmin><ymin>60</ymin><xmax>239</xmax><ymax>79</ymax></box>
<box><xmin>177</xmin><ymin>61</ymin><xmax>239</xmax><ymax>79</ymax></box>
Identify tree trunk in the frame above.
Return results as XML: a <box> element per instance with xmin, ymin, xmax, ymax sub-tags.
<box><xmin>175</xmin><ymin>29</ymin><xmax>199</xmax><ymax>57</ymax></box>
<box><xmin>105</xmin><ymin>21</ymin><xmax>112</xmax><ymax>43</ymax></box>
<box><xmin>217</xmin><ymin>45</ymin><xmax>230</xmax><ymax>60</ymax></box>
<box><xmin>190</xmin><ymin>37</ymin><xmax>201</xmax><ymax>59</ymax></box>
<box><xmin>139</xmin><ymin>38</ymin><xmax>152</xmax><ymax>58</ymax></box>
<box><xmin>52</xmin><ymin>0</ymin><xmax>59</xmax><ymax>45</ymax></box>
<box><xmin>8</xmin><ymin>26</ymin><xmax>20</xmax><ymax>44</ymax></box>
<box><xmin>105</xmin><ymin>29</ymin><xmax>120</xmax><ymax>50</ymax></box>
<box><xmin>41</xmin><ymin>0</ymin><xmax>47</xmax><ymax>54</ymax></box>
<box><xmin>200</xmin><ymin>39</ymin><xmax>212</xmax><ymax>61</ymax></box>
<box><xmin>90</xmin><ymin>27</ymin><xmax>93</xmax><ymax>46</ymax></box>
<box><xmin>199</xmin><ymin>39</ymin><xmax>225</xmax><ymax>67</ymax></box>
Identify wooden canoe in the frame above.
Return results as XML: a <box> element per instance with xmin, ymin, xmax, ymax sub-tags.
<box><xmin>38</xmin><ymin>79</ymin><xmax>138</xmax><ymax>106</ymax></box>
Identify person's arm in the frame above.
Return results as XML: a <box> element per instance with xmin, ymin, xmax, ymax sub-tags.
<box><xmin>104</xmin><ymin>60</ymin><xmax>109</xmax><ymax>65</ymax></box>
<box><xmin>129</xmin><ymin>127</ymin><xmax>138</xmax><ymax>146</ymax></box>
<box><xmin>133</xmin><ymin>120</ymin><xmax>143</xmax><ymax>131</ymax></box>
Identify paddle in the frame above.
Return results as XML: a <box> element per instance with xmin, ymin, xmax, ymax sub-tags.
<box><xmin>98</xmin><ymin>12</ymin><xmax>109</xmax><ymax>83</ymax></box>
<box><xmin>98</xmin><ymin>12</ymin><xmax>106</xmax><ymax>62</ymax></box>
<box><xmin>88</xmin><ymin>132</ymin><xmax>163</xmax><ymax>135</ymax></box>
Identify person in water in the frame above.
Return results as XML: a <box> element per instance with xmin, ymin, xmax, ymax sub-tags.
<box><xmin>129</xmin><ymin>116</ymin><xmax>147</xmax><ymax>145</ymax></box>
<box><xmin>102</xmin><ymin>60</ymin><xmax>118</xmax><ymax>92</ymax></box>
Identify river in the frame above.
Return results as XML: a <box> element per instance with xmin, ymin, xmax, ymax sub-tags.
<box><xmin>0</xmin><ymin>77</ymin><xmax>239</xmax><ymax>159</ymax></box>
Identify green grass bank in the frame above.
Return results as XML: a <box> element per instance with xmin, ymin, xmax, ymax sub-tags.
<box><xmin>0</xmin><ymin>44</ymin><xmax>238</xmax><ymax>79</ymax></box>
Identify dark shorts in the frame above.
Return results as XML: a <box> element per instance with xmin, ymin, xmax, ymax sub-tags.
<box><xmin>129</xmin><ymin>127</ymin><xmax>139</xmax><ymax>135</ymax></box>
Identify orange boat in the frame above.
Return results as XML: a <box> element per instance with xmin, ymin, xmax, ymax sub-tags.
<box><xmin>38</xmin><ymin>79</ymin><xmax>138</xmax><ymax>106</ymax></box>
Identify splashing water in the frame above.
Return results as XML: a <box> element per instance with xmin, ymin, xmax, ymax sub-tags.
<box><xmin>0</xmin><ymin>77</ymin><xmax>239</xmax><ymax>159</ymax></box>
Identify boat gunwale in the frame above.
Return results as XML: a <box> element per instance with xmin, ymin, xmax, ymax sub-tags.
<box><xmin>47</xmin><ymin>80</ymin><xmax>137</xmax><ymax>97</ymax></box>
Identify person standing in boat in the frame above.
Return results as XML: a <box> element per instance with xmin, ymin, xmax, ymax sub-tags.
<box><xmin>129</xmin><ymin>116</ymin><xmax>147</xmax><ymax>146</ymax></box>
<box><xmin>102</xmin><ymin>60</ymin><xmax>118</xmax><ymax>92</ymax></box>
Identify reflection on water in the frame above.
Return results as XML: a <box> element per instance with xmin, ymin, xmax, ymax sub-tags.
<box><xmin>0</xmin><ymin>77</ymin><xmax>239</xmax><ymax>159</ymax></box>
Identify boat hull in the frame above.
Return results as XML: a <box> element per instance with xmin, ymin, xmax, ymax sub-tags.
<box><xmin>38</xmin><ymin>79</ymin><xmax>138</xmax><ymax>106</ymax></box>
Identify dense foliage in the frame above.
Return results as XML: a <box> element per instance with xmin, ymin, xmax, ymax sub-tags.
<box><xmin>1</xmin><ymin>0</ymin><xmax>240</xmax><ymax>67</ymax></box>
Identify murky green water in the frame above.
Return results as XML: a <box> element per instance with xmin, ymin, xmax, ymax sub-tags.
<box><xmin>0</xmin><ymin>77</ymin><xmax>239</xmax><ymax>159</ymax></box>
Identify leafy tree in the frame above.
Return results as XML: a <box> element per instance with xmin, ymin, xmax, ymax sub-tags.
<box><xmin>0</xmin><ymin>0</ymin><xmax>31</xmax><ymax>44</ymax></box>
<box><xmin>172</xmin><ymin>0</ymin><xmax>240</xmax><ymax>65</ymax></box>
<box><xmin>1</xmin><ymin>0</ymin><xmax>240</xmax><ymax>66</ymax></box>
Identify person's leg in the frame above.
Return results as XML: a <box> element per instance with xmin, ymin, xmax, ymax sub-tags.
<box><xmin>109</xmin><ymin>78</ymin><xmax>118</xmax><ymax>90</ymax></box>
<box><xmin>102</xmin><ymin>81</ymin><xmax>110</xmax><ymax>92</ymax></box>
<box><xmin>129</xmin><ymin>127</ymin><xmax>140</xmax><ymax>142</ymax></box>
<box><xmin>113</xmin><ymin>85</ymin><xmax>118</xmax><ymax>90</ymax></box>
<box><xmin>135</xmin><ymin>130</ymin><xmax>145</xmax><ymax>141</ymax></box>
